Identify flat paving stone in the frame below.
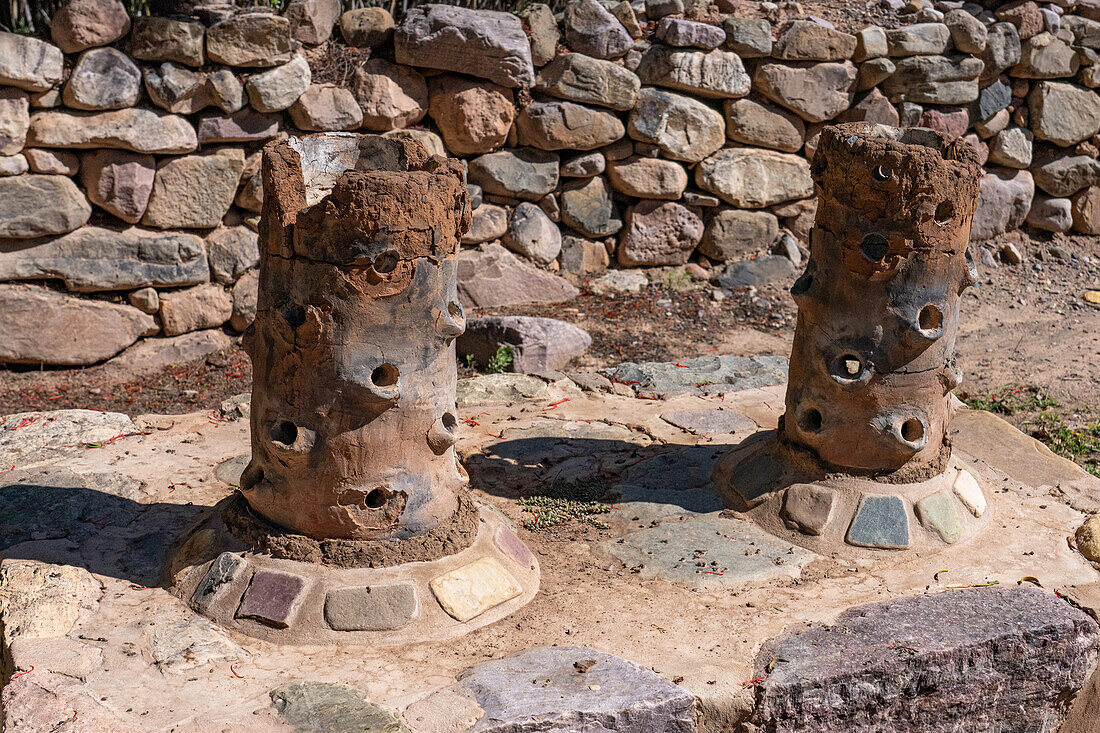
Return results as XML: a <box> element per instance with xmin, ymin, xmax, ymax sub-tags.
<box><xmin>323</xmin><ymin>584</ymin><xmax>417</xmax><ymax>632</ymax></box>
<box><xmin>458</xmin><ymin>646</ymin><xmax>694</xmax><ymax>732</ymax></box>
<box><xmin>751</xmin><ymin>587</ymin><xmax>1100</xmax><ymax>732</ymax></box>
<box><xmin>846</xmin><ymin>494</ymin><xmax>910</xmax><ymax>549</ymax></box>
<box><xmin>603</xmin><ymin>355</ymin><xmax>788</xmax><ymax>397</ymax></box>
<box><xmin>270</xmin><ymin>682</ymin><xmax>410</xmax><ymax>733</ymax></box>
<box><xmin>429</xmin><ymin>557</ymin><xmax>522</xmax><ymax>622</ymax></box>
<box><xmin>660</xmin><ymin>407</ymin><xmax>757</xmax><ymax>436</ymax></box>
<box><xmin>236</xmin><ymin>569</ymin><xmax>306</xmax><ymax>628</ymax></box>
<box><xmin>602</xmin><ymin>513</ymin><xmax>812</xmax><ymax>587</ymax></box>
<box><xmin>0</xmin><ymin>409</ymin><xmax>135</xmax><ymax>469</ymax></box>
<box><xmin>616</xmin><ymin>445</ymin><xmax>726</xmax><ymax>514</ymax></box>
<box><xmin>456</xmin><ymin>374</ymin><xmax>548</xmax><ymax>405</ymax></box>
<box><xmin>782</xmin><ymin>483</ymin><xmax>836</xmax><ymax>536</ymax></box>
<box><xmin>915</xmin><ymin>490</ymin><xmax>961</xmax><ymax>544</ymax></box>
<box><xmin>0</xmin><ymin>468</ymin><xmax>146</xmax><ymax>551</ymax></box>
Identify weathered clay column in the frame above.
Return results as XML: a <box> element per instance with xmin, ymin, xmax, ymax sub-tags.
<box><xmin>783</xmin><ymin>123</ymin><xmax>982</xmax><ymax>475</ymax></box>
<box><xmin>239</xmin><ymin>134</ymin><xmax>470</xmax><ymax>540</ymax></box>
<box><xmin>715</xmin><ymin>123</ymin><xmax>991</xmax><ymax>554</ymax></box>
<box><xmin>167</xmin><ymin>134</ymin><xmax>539</xmax><ymax>644</ymax></box>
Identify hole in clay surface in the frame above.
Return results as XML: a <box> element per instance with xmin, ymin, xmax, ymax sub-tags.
<box><xmin>371</xmin><ymin>363</ymin><xmax>399</xmax><ymax>387</ymax></box>
<box><xmin>373</xmin><ymin>251</ymin><xmax>398</xmax><ymax>274</ymax></box>
<box><xmin>798</xmin><ymin>408</ymin><xmax>823</xmax><ymax>433</ymax></box>
<box><xmin>860</xmin><ymin>234</ymin><xmax>889</xmax><ymax>263</ymax></box>
<box><xmin>872</xmin><ymin>165</ymin><xmax>890</xmax><ymax>181</ymax></box>
<box><xmin>271</xmin><ymin>420</ymin><xmax>298</xmax><ymax>445</ymax></box>
<box><xmin>791</xmin><ymin>271</ymin><xmax>813</xmax><ymax>296</ymax></box>
<box><xmin>918</xmin><ymin>304</ymin><xmax>943</xmax><ymax>333</ymax></box>
<box><xmin>901</xmin><ymin>418</ymin><xmax>925</xmax><ymax>443</ymax></box>
<box><xmin>365</xmin><ymin>488</ymin><xmax>387</xmax><ymax>509</ymax></box>
<box><xmin>280</xmin><ymin>304</ymin><xmax>306</xmax><ymax>328</ymax></box>
<box><xmin>442</xmin><ymin>412</ymin><xmax>457</xmax><ymax>431</ymax></box>
<box><xmin>934</xmin><ymin>200</ymin><xmax>954</xmax><ymax>224</ymax></box>
<box><xmin>448</xmin><ymin>301</ymin><xmax>464</xmax><ymax>318</ymax></box>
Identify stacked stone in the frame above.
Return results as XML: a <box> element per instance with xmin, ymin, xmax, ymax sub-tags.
<box><xmin>1</xmin><ymin>0</ymin><xmax>1099</xmax><ymax>366</ymax></box>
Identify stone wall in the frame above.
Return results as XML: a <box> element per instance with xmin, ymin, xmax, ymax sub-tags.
<box><xmin>0</xmin><ymin>0</ymin><xmax>1094</xmax><ymax>366</ymax></box>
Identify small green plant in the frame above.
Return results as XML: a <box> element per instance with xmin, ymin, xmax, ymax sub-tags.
<box><xmin>463</xmin><ymin>353</ymin><xmax>476</xmax><ymax>368</ymax></box>
<box><xmin>518</xmin><ymin>475</ymin><xmax>614</xmax><ymax>531</ymax></box>
<box><xmin>1032</xmin><ymin>414</ymin><xmax>1100</xmax><ymax>479</ymax></box>
<box><xmin>963</xmin><ymin>384</ymin><xmax>1099</xmax><ymax>478</ymax></box>
<box><xmin>486</xmin><ymin>345</ymin><xmax>514</xmax><ymax>374</ymax></box>
<box><xmin>662</xmin><ymin>268</ymin><xmax>694</xmax><ymax>291</ymax></box>
<box><xmin>960</xmin><ymin>384</ymin><xmax>1056</xmax><ymax>416</ymax></box>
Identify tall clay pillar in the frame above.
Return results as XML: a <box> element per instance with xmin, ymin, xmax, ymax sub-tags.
<box><xmin>240</xmin><ymin>134</ymin><xmax>471</xmax><ymax>540</ymax></box>
<box><xmin>783</xmin><ymin>123</ymin><xmax>982</xmax><ymax>474</ymax></box>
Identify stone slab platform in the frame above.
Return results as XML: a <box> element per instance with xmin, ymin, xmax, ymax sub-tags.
<box><xmin>1</xmin><ymin>366</ymin><xmax>1098</xmax><ymax>731</ymax></box>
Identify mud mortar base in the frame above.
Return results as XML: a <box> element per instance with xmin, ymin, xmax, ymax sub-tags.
<box><xmin>166</xmin><ymin>499</ymin><xmax>539</xmax><ymax>646</ymax></box>
<box><xmin>714</xmin><ymin>432</ymin><xmax>993</xmax><ymax>556</ymax></box>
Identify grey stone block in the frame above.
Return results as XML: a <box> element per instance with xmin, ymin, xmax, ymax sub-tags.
<box><xmin>458</xmin><ymin>316</ymin><xmax>591</xmax><ymax>373</ymax></box>
<box><xmin>751</xmin><ymin>587</ymin><xmax>1100</xmax><ymax>732</ymax></box>
<box><xmin>458</xmin><ymin>646</ymin><xmax>694</xmax><ymax>732</ymax></box>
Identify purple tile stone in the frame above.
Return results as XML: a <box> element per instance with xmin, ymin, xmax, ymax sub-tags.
<box><xmin>235</xmin><ymin>569</ymin><xmax>306</xmax><ymax>628</ymax></box>
<box><xmin>496</xmin><ymin>525</ymin><xmax>534</xmax><ymax>568</ymax></box>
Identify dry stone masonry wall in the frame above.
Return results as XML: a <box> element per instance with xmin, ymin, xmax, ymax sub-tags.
<box><xmin>0</xmin><ymin>0</ymin><xmax>1095</xmax><ymax>365</ymax></box>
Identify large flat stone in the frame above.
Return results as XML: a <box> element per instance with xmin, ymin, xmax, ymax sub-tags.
<box><xmin>457</xmin><ymin>244</ymin><xmax>578</xmax><ymax>308</ymax></box>
<box><xmin>0</xmin><ymin>175</ymin><xmax>90</xmax><ymax>239</ymax></box>
<box><xmin>0</xmin><ymin>561</ymin><xmax>102</xmax><ymax>649</ymax></box>
<box><xmin>27</xmin><ymin>108</ymin><xmax>197</xmax><ymax>154</ymax></box>
<box><xmin>0</xmin><ymin>32</ymin><xmax>63</xmax><ymax>91</ymax></box>
<box><xmin>458</xmin><ymin>316</ymin><xmax>591</xmax><ymax>373</ymax></box>
<box><xmin>0</xmin><ymin>409</ymin><xmax>135</xmax><ymax>470</ymax></box>
<box><xmin>660</xmin><ymin>407</ymin><xmax>756</xmax><ymax>436</ymax></box>
<box><xmin>603</xmin><ymin>355</ymin><xmax>788</xmax><ymax>397</ymax></box>
<box><xmin>0</xmin><ymin>226</ymin><xmax>208</xmax><ymax>292</ymax></box>
<box><xmin>458</xmin><ymin>646</ymin><xmax>694</xmax><ymax>732</ymax></box>
<box><xmin>395</xmin><ymin>5</ymin><xmax>534</xmax><ymax>88</ymax></box>
<box><xmin>751</xmin><ymin>587</ymin><xmax>1100</xmax><ymax>732</ymax></box>
<box><xmin>456</xmin><ymin>373</ymin><xmax>548</xmax><ymax>405</ymax></box>
<box><xmin>107</xmin><ymin>330</ymin><xmax>235</xmax><ymax>379</ymax></box>
<box><xmin>270</xmin><ymin>682</ymin><xmax>410</xmax><ymax>733</ymax></box>
<box><xmin>603</xmin><ymin>513</ymin><xmax>812</xmax><ymax>587</ymax></box>
<box><xmin>0</xmin><ymin>284</ymin><xmax>157</xmax><ymax>366</ymax></box>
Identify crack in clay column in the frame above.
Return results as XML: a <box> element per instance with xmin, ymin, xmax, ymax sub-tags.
<box><xmin>239</xmin><ymin>133</ymin><xmax>471</xmax><ymax>540</ymax></box>
<box><xmin>784</xmin><ymin>123</ymin><xmax>982</xmax><ymax>476</ymax></box>
<box><xmin>714</xmin><ymin>122</ymin><xmax>991</xmax><ymax>555</ymax></box>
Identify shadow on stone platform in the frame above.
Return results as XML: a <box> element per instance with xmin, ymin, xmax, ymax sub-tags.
<box><xmin>0</xmin><ymin>467</ymin><xmax>205</xmax><ymax>587</ymax></box>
